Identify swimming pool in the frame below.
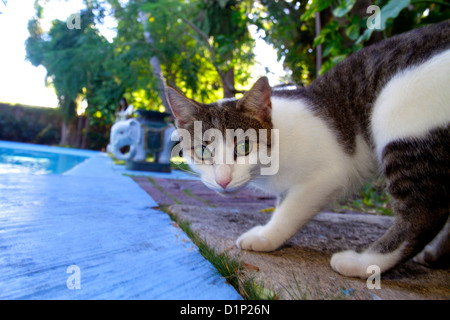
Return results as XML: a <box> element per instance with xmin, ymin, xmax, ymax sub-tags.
<box><xmin>0</xmin><ymin>141</ymin><xmax>95</xmax><ymax>175</ymax></box>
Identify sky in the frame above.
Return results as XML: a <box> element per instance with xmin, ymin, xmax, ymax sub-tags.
<box><xmin>0</xmin><ymin>0</ymin><xmax>84</xmax><ymax>107</ymax></box>
<box><xmin>0</xmin><ymin>0</ymin><xmax>285</xmax><ymax>108</ymax></box>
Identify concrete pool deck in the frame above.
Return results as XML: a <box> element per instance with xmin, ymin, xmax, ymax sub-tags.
<box><xmin>0</xmin><ymin>141</ymin><xmax>241</xmax><ymax>299</ymax></box>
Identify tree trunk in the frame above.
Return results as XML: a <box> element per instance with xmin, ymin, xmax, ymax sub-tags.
<box><xmin>177</xmin><ymin>14</ymin><xmax>243</xmax><ymax>98</ymax></box>
<box><xmin>75</xmin><ymin>115</ymin><xmax>83</xmax><ymax>148</ymax></box>
<box><xmin>80</xmin><ymin>116</ymin><xmax>89</xmax><ymax>149</ymax></box>
<box><xmin>138</xmin><ymin>11</ymin><xmax>173</xmax><ymax>115</ymax></box>
<box><xmin>222</xmin><ymin>68</ymin><xmax>235</xmax><ymax>98</ymax></box>
<box><xmin>60</xmin><ymin>121</ymin><xmax>69</xmax><ymax>146</ymax></box>
<box><xmin>315</xmin><ymin>12</ymin><xmax>322</xmax><ymax>77</ymax></box>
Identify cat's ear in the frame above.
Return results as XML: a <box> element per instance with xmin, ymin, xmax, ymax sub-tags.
<box><xmin>165</xmin><ymin>87</ymin><xmax>201</xmax><ymax>128</ymax></box>
<box><xmin>237</xmin><ymin>76</ymin><xmax>272</xmax><ymax>123</ymax></box>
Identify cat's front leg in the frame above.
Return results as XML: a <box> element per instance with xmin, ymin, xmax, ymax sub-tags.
<box><xmin>236</xmin><ymin>225</ymin><xmax>276</xmax><ymax>252</ymax></box>
<box><xmin>237</xmin><ymin>178</ymin><xmax>338</xmax><ymax>252</ymax></box>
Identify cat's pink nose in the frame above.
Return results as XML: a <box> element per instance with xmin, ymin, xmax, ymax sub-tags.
<box><xmin>215</xmin><ymin>164</ymin><xmax>232</xmax><ymax>189</ymax></box>
<box><xmin>216</xmin><ymin>176</ymin><xmax>232</xmax><ymax>189</ymax></box>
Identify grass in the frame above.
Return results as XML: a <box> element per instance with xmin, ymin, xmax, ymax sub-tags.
<box><xmin>182</xmin><ymin>188</ymin><xmax>217</xmax><ymax>207</ymax></box>
<box><xmin>170</xmin><ymin>159</ymin><xmax>197</xmax><ymax>175</ymax></box>
<box><xmin>332</xmin><ymin>177</ymin><xmax>393</xmax><ymax>216</ymax></box>
<box><xmin>131</xmin><ymin>173</ymin><xmax>276</xmax><ymax>299</ymax></box>
<box><xmin>108</xmin><ymin>152</ymin><xmax>155</xmax><ymax>165</ymax></box>
<box><xmin>259</xmin><ymin>177</ymin><xmax>394</xmax><ymax>217</ymax></box>
<box><xmin>147</xmin><ymin>177</ymin><xmax>183</xmax><ymax>205</ymax></box>
<box><xmin>163</xmin><ymin>206</ymin><xmax>277</xmax><ymax>300</ymax></box>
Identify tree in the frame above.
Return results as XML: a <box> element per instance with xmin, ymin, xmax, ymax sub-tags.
<box><xmin>106</xmin><ymin>0</ymin><xmax>222</xmax><ymax>108</ymax></box>
<box><xmin>26</xmin><ymin>9</ymin><xmax>90</xmax><ymax>145</ymax></box>
<box><xmin>26</xmin><ymin>3</ymin><xmax>124</xmax><ymax>146</ymax></box>
<box><xmin>251</xmin><ymin>0</ymin><xmax>317</xmax><ymax>85</ymax></box>
<box><xmin>253</xmin><ymin>0</ymin><xmax>450</xmax><ymax>85</ymax></box>
<box><xmin>193</xmin><ymin>0</ymin><xmax>255</xmax><ymax>97</ymax></box>
<box><xmin>128</xmin><ymin>0</ymin><xmax>256</xmax><ymax>99</ymax></box>
<box><xmin>26</xmin><ymin>0</ymin><xmax>257</xmax><ymax>146</ymax></box>
<box><xmin>26</xmin><ymin>0</ymin><xmax>447</xmax><ymax>150</ymax></box>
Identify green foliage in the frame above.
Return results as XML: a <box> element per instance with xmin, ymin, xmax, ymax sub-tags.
<box><xmin>301</xmin><ymin>0</ymin><xmax>332</xmax><ymax>21</ymax></box>
<box><xmin>140</xmin><ymin>0</ymin><xmax>223</xmax><ymax>101</ymax></box>
<box><xmin>306</xmin><ymin>0</ymin><xmax>449</xmax><ymax>75</ymax></box>
<box><xmin>332</xmin><ymin>0</ymin><xmax>357</xmax><ymax>18</ymax></box>
<box><xmin>164</xmin><ymin>205</ymin><xmax>277</xmax><ymax>300</ymax></box>
<box><xmin>357</xmin><ymin>0</ymin><xmax>411</xmax><ymax>45</ymax></box>
<box><xmin>254</xmin><ymin>0</ymin><xmax>450</xmax><ymax>82</ymax></box>
<box><xmin>333</xmin><ymin>178</ymin><xmax>393</xmax><ymax>216</ymax></box>
<box><xmin>134</xmin><ymin>0</ymin><xmax>255</xmax><ymax>99</ymax></box>
<box><xmin>252</xmin><ymin>0</ymin><xmax>316</xmax><ymax>84</ymax></box>
<box><xmin>26</xmin><ymin>9</ymin><xmax>121</xmax><ymax>127</ymax></box>
<box><xmin>25</xmin><ymin>0</ymin><xmax>255</xmax><ymax>148</ymax></box>
<box><xmin>196</xmin><ymin>0</ymin><xmax>255</xmax><ymax>89</ymax></box>
<box><xmin>24</xmin><ymin>0</ymin><xmax>450</xmax><ymax>148</ymax></box>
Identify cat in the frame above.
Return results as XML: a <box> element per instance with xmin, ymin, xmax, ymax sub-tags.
<box><xmin>165</xmin><ymin>20</ymin><xmax>450</xmax><ymax>279</ymax></box>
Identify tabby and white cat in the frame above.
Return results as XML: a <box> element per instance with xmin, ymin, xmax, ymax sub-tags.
<box><xmin>165</xmin><ymin>20</ymin><xmax>450</xmax><ymax>278</ymax></box>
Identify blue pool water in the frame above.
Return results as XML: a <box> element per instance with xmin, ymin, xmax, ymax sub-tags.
<box><xmin>0</xmin><ymin>146</ymin><xmax>89</xmax><ymax>175</ymax></box>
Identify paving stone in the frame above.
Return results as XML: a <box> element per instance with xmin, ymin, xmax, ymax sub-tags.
<box><xmin>133</xmin><ymin>177</ymin><xmax>276</xmax><ymax>211</ymax></box>
<box><xmin>168</xmin><ymin>205</ymin><xmax>450</xmax><ymax>300</ymax></box>
<box><xmin>132</xmin><ymin>173</ymin><xmax>450</xmax><ymax>300</ymax></box>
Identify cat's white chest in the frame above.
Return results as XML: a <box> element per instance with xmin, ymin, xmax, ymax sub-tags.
<box><xmin>250</xmin><ymin>174</ymin><xmax>285</xmax><ymax>195</ymax></box>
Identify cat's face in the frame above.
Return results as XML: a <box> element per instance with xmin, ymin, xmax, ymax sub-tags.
<box><xmin>166</xmin><ymin>77</ymin><xmax>274</xmax><ymax>194</ymax></box>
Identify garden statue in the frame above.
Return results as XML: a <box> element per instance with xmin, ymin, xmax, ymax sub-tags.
<box><xmin>108</xmin><ymin>118</ymin><xmax>147</xmax><ymax>162</ymax></box>
<box><xmin>107</xmin><ymin>100</ymin><xmax>175</xmax><ymax>172</ymax></box>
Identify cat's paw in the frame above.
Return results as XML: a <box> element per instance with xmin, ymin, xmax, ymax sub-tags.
<box><xmin>330</xmin><ymin>250</ymin><xmax>371</xmax><ymax>279</ymax></box>
<box><xmin>413</xmin><ymin>245</ymin><xmax>435</xmax><ymax>267</ymax></box>
<box><xmin>414</xmin><ymin>245</ymin><xmax>450</xmax><ymax>268</ymax></box>
<box><xmin>236</xmin><ymin>226</ymin><xmax>278</xmax><ymax>252</ymax></box>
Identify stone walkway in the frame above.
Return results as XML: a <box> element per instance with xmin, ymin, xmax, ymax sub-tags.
<box><xmin>133</xmin><ymin>176</ymin><xmax>276</xmax><ymax>210</ymax></box>
<box><xmin>133</xmin><ymin>175</ymin><xmax>450</xmax><ymax>300</ymax></box>
<box><xmin>0</xmin><ymin>142</ymin><xmax>242</xmax><ymax>300</ymax></box>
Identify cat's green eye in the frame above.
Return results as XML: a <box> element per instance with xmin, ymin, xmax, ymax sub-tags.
<box><xmin>235</xmin><ymin>140</ymin><xmax>253</xmax><ymax>156</ymax></box>
<box><xmin>194</xmin><ymin>145</ymin><xmax>212</xmax><ymax>160</ymax></box>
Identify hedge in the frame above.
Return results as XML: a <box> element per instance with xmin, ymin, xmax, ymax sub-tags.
<box><xmin>0</xmin><ymin>103</ymin><xmax>62</xmax><ymax>145</ymax></box>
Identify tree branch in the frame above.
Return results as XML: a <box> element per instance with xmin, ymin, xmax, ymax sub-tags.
<box><xmin>138</xmin><ymin>10</ymin><xmax>173</xmax><ymax>114</ymax></box>
<box><xmin>175</xmin><ymin>12</ymin><xmax>244</xmax><ymax>96</ymax></box>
